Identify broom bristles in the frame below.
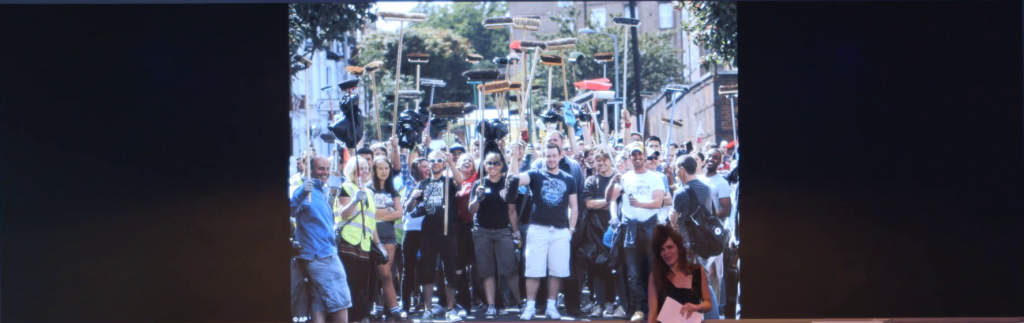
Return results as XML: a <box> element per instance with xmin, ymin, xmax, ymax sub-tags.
<box><xmin>510</xmin><ymin>82</ymin><xmax>523</xmax><ymax>90</ymax></box>
<box><xmin>519</xmin><ymin>40</ymin><xmax>547</xmax><ymax>50</ymax></box>
<box><xmin>345</xmin><ymin>66</ymin><xmax>365</xmax><ymax>76</ymax></box>
<box><xmin>379</xmin><ymin>11</ymin><xmax>427</xmax><ymax>22</ymax></box>
<box><xmin>483</xmin><ymin>80</ymin><xmax>511</xmax><ymax>94</ymax></box>
<box><xmin>540</xmin><ymin>55</ymin><xmax>563</xmax><ymax>66</ymax></box>
<box><xmin>594</xmin><ymin>52</ymin><xmax>614</xmax><ymax>62</ymax></box>
<box><xmin>512</xmin><ymin>17</ymin><xmax>541</xmax><ymax>31</ymax></box>
<box><xmin>363</xmin><ymin>60</ymin><xmax>384</xmax><ymax>73</ymax></box>
<box><xmin>545</xmin><ymin>38</ymin><xmax>577</xmax><ymax>50</ymax></box>
<box><xmin>612</xmin><ymin>17</ymin><xmax>641</xmax><ymax>26</ymax></box>
<box><xmin>462</xmin><ymin>69</ymin><xmax>503</xmax><ymax>81</ymax></box>
<box><xmin>483</xmin><ymin>16</ymin><xmax>513</xmax><ymax>29</ymax></box>
<box><xmin>398</xmin><ymin>90</ymin><xmax>423</xmax><ymax>99</ymax></box>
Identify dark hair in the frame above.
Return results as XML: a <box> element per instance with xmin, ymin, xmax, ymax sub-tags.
<box><xmin>696</xmin><ymin>152</ymin><xmax>705</xmax><ymax>162</ymax></box>
<box><xmin>646</xmin><ymin>136</ymin><xmax>662</xmax><ymax>146</ymax></box>
<box><xmin>676</xmin><ymin>156</ymin><xmax>697</xmax><ymax>175</ymax></box>
<box><xmin>371</xmin><ymin>156</ymin><xmax>397</xmax><ymax>194</ymax></box>
<box><xmin>545</xmin><ymin>143</ymin><xmax>561</xmax><ymax>153</ymax></box>
<box><xmin>411</xmin><ymin>157</ymin><xmax>429</xmax><ymax>182</ymax></box>
<box><xmin>651</xmin><ymin>224</ymin><xmax>697</xmax><ymax>295</ymax></box>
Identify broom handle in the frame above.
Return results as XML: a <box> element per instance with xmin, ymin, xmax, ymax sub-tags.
<box><xmin>371</xmin><ymin>74</ymin><xmax>382</xmax><ymax>141</ymax></box>
<box><xmin>305</xmin><ymin>61</ymin><xmax>313</xmax><ymax>202</ymax></box>
<box><xmin>392</xmin><ymin>23</ymin><xmax>405</xmax><ymax>138</ymax></box>
<box><xmin>561</xmin><ymin>49</ymin><xmax>569</xmax><ymax>102</ymax></box>
<box><xmin>523</xmin><ymin>49</ymin><xmax>542</xmax><ymax>145</ymax></box>
<box><xmin>415</xmin><ymin>64</ymin><xmax>421</xmax><ymax>111</ymax></box>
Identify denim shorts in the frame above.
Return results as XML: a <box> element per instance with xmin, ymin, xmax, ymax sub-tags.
<box><xmin>376</xmin><ymin>221</ymin><xmax>397</xmax><ymax>245</ymax></box>
<box><xmin>292</xmin><ymin>254</ymin><xmax>353</xmax><ymax>314</ymax></box>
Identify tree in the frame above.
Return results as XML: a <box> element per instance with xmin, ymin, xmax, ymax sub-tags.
<box><xmin>538</xmin><ymin>8</ymin><xmax>684</xmax><ymax>114</ymax></box>
<box><xmin>677</xmin><ymin>1</ymin><xmax>737</xmax><ymax>70</ymax></box>
<box><xmin>412</xmin><ymin>1</ymin><xmax>510</xmax><ymax>64</ymax></box>
<box><xmin>289</xmin><ymin>3</ymin><xmax>377</xmax><ymax>77</ymax></box>
<box><xmin>354</xmin><ymin>26</ymin><xmax>475</xmax><ymax>141</ymax></box>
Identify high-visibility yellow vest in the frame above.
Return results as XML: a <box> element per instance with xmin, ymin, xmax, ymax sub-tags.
<box><xmin>336</xmin><ymin>182</ymin><xmax>377</xmax><ymax>252</ymax></box>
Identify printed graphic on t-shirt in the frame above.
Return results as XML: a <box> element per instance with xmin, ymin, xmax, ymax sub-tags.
<box><xmin>424</xmin><ymin>180</ymin><xmax>445</xmax><ymax>215</ymax></box>
<box><xmin>541</xmin><ymin>176</ymin><xmax>568</xmax><ymax>207</ymax></box>
<box><xmin>374</xmin><ymin>191</ymin><xmax>394</xmax><ymax>209</ymax></box>
<box><xmin>624</xmin><ymin>176</ymin><xmax>654</xmax><ymax>198</ymax></box>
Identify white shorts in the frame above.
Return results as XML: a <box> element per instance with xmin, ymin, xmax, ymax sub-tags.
<box><xmin>523</xmin><ymin>224</ymin><xmax>571</xmax><ymax>278</ymax></box>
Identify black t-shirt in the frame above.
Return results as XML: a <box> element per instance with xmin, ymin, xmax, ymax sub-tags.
<box><xmin>367</xmin><ymin>183</ymin><xmax>399</xmax><ymax>223</ymax></box>
<box><xmin>673</xmin><ymin>179</ymin><xmax>713</xmax><ymax>220</ymax></box>
<box><xmin>471</xmin><ymin>177</ymin><xmax>512</xmax><ymax>230</ymax></box>
<box><xmin>416</xmin><ymin>176</ymin><xmax>460</xmax><ymax>232</ymax></box>
<box><xmin>583</xmin><ymin>172</ymin><xmax>615</xmax><ymax>225</ymax></box>
<box><xmin>526</xmin><ymin>169</ymin><xmax>577</xmax><ymax>228</ymax></box>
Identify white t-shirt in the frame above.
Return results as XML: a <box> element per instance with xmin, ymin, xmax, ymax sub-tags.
<box><xmin>700</xmin><ymin>173</ymin><xmax>732</xmax><ymax>215</ymax></box>
<box><xmin>620</xmin><ymin>170</ymin><xmax>665</xmax><ymax>222</ymax></box>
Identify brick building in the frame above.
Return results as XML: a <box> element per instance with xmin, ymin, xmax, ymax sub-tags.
<box><xmin>642</xmin><ymin>69</ymin><xmax>737</xmax><ymax>150</ymax></box>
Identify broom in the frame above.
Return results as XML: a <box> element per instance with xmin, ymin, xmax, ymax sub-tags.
<box><xmin>380</xmin><ymin>11</ymin><xmax>427</xmax><ymax>139</ymax></box>
<box><xmin>519</xmin><ymin>40</ymin><xmax>546</xmax><ymax>144</ymax></box>
<box><xmin>407</xmin><ymin>53</ymin><xmax>430</xmax><ymax>109</ymax></box>
<box><xmin>296</xmin><ymin>55</ymin><xmax>315</xmax><ymax>202</ymax></box>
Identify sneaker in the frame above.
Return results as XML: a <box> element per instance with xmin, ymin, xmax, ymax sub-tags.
<box><xmin>447</xmin><ymin>310</ymin><xmax>464</xmax><ymax>322</ymax></box>
<box><xmin>420</xmin><ymin>311</ymin><xmax>433</xmax><ymax>322</ymax></box>
<box><xmin>497</xmin><ymin>306</ymin><xmax>509</xmax><ymax>316</ymax></box>
<box><xmin>456</xmin><ymin>304</ymin><xmax>468</xmax><ymax>318</ymax></box>
<box><xmin>556</xmin><ymin>294</ymin><xmax>565</xmax><ymax>309</ymax></box>
<box><xmin>589</xmin><ymin>303</ymin><xmax>604</xmax><ymax>317</ymax></box>
<box><xmin>608</xmin><ymin>305</ymin><xmax>628</xmax><ymax>318</ymax></box>
<box><xmin>519</xmin><ymin>306</ymin><xmax>536</xmax><ymax>320</ymax></box>
<box><xmin>630</xmin><ymin>310</ymin><xmax>645</xmax><ymax>322</ymax></box>
<box><xmin>484</xmin><ymin>305</ymin><xmax>497</xmax><ymax>319</ymax></box>
<box><xmin>545</xmin><ymin>307</ymin><xmax>562</xmax><ymax>320</ymax></box>
<box><xmin>431</xmin><ymin>304</ymin><xmax>446</xmax><ymax>316</ymax></box>
<box><xmin>580</xmin><ymin>301</ymin><xmax>596</xmax><ymax>314</ymax></box>
<box><xmin>601</xmin><ymin>303</ymin><xmax>615</xmax><ymax>317</ymax></box>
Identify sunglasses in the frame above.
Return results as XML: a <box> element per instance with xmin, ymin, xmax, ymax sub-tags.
<box><xmin>485</xmin><ymin>161</ymin><xmax>502</xmax><ymax>166</ymax></box>
<box><xmin>562</xmin><ymin>147</ymin><xmax>572</xmax><ymax>151</ymax></box>
<box><xmin>429</xmin><ymin>159</ymin><xmax>446</xmax><ymax>163</ymax></box>
<box><xmin>646</xmin><ymin>156</ymin><xmax>659</xmax><ymax>161</ymax></box>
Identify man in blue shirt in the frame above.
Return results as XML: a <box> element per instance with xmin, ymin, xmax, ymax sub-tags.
<box><xmin>291</xmin><ymin>156</ymin><xmax>353</xmax><ymax>323</ymax></box>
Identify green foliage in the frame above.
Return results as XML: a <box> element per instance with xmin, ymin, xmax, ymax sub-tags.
<box><xmin>413</xmin><ymin>1</ymin><xmax>511</xmax><ymax>63</ymax></box>
<box><xmin>354</xmin><ymin>26</ymin><xmax>475</xmax><ymax>141</ymax></box>
<box><xmin>289</xmin><ymin>3</ymin><xmax>377</xmax><ymax>77</ymax></box>
<box><xmin>677</xmin><ymin>1</ymin><xmax>737</xmax><ymax>69</ymax></box>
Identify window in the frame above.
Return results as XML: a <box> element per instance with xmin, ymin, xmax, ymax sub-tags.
<box><xmin>622</xmin><ymin>4</ymin><xmax>633</xmax><ymax>19</ymax></box>
<box><xmin>659</xmin><ymin>3</ymin><xmax>674</xmax><ymax>29</ymax></box>
<box><xmin>558</xmin><ymin>1</ymin><xmax>573</xmax><ymax>8</ymax></box>
<box><xmin>590</xmin><ymin>8</ymin><xmax>607</xmax><ymax>28</ymax></box>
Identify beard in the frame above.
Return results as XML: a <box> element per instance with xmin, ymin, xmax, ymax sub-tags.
<box><xmin>546</xmin><ymin>163</ymin><xmax>558</xmax><ymax>171</ymax></box>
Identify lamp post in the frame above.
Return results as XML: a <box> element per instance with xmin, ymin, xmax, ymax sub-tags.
<box><xmin>578</xmin><ymin>28</ymin><xmax>620</xmax><ymax>135</ymax></box>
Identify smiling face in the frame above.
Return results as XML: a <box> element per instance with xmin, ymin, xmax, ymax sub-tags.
<box><xmin>630</xmin><ymin>151</ymin><xmax>646</xmax><ymax>170</ymax></box>
<box><xmin>596</xmin><ymin>156</ymin><xmax>612</xmax><ymax>175</ymax></box>
<box><xmin>484</xmin><ymin>154</ymin><xmax>503</xmax><ymax>177</ymax></box>
<box><xmin>312</xmin><ymin>157</ymin><xmax>331</xmax><ymax>182</ymax></box>
<box><xmin>457</xmin><ymin>154</ymin><xmax>475</xmax><ymax>177</ymax></box>
<box><xmin>707</xmin><ymin>150</ymin><xmax>723</xmax><ymax>171</ymax></box>
<box><xmin>429</xmin><ymin>151</ymin><xmax>447</xmax><ymax>174</ymax></box>
<box><xmin>545</xmin><ymin>146</ymin><xmax>561</xmax><ymax>171</ymax></box>
<box><xmin>374</xmin><ymin>159</ymin><xmax>391</xmax><ymax>181</ymax></box>
<box><xmin>660</xmin><ymin>238</ymin><xmax>680</xmax><ymax>268</ymax></box>
<box><xmin>416</xmin><ymin>160</ymin><xmax>431</xmax><ymax>179</ymax></box>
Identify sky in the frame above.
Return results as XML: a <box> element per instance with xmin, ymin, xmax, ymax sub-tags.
<box><xmin>373</xmin><ymin>1</ymin><xmax>452</xmax><ymax>32</ymax></box>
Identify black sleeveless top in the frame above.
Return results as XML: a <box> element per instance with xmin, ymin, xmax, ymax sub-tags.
<box><xmin>657</xmin><ymin>268</ymin><xmax>704</xmax><ymax>311</ymax></box>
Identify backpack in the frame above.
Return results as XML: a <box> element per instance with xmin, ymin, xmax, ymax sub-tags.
<box><xmin>682</xmin><ymin>188</ymin><xmax>729</xmax><ymax>258</ymax></box>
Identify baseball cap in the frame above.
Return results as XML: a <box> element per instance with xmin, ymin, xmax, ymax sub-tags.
<box><xmin>626</xmin><ymin>142</ymin><xmax>645</xmax><ymax>155</ymax></box>
<box><xmin>449</xmin><ymin>143</ymin><xmax>466</xmax><ymax>153</ymax></box>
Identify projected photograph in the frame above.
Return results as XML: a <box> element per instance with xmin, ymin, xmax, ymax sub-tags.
<box><xmin>287</xmin><ymin>1</ymin><xmax>738</xmax><ymax>322</ymax></box>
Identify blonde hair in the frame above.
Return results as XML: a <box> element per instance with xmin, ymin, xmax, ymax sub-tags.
<box><xmin>344</xmin><ymin>156</ymin><xmax>370</xmax><ymax>185</ymax></box>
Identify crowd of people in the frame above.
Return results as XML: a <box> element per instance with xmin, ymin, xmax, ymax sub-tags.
<box><xmin>289</xmin><ymin>124</ymin><xmax>739</xmax><ymax>323</ymax></box>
